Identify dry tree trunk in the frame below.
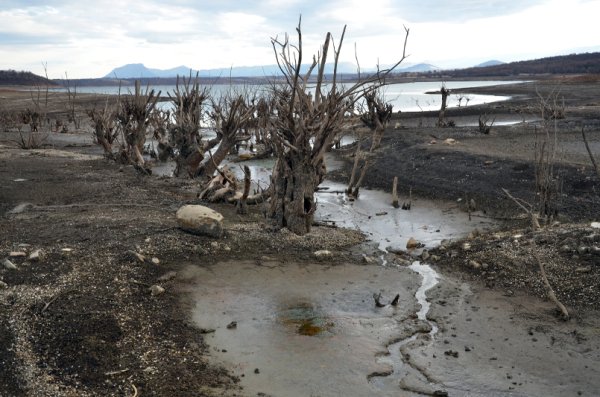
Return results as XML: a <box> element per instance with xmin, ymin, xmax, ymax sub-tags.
<box><xmin>267</xmin><ymin>18</ymin><xmax>409</xmax><ymax>235</ymax></box>
<box><xmin>437</xmin><ymin>86</ymin><xmax>450</xmax><ymax>127</ymax></box>
<box><xmin>582</xmin><ymin>127</ymin><xmax>600</xmax><ymax>179</ymax></box>
<box><xmin>392</xmin><ymin>176</ymin><xmax>399</xmax><ymax>208</ymax></box>
<box><xmin>237</xmin><ymin>165</ymin><xmax>251</xmax><ymax>215</ymax></box>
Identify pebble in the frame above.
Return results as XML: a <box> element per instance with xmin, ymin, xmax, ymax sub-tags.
<box><xmin>577</xmin><ymin>246</ymin><xmax>589</xmax><ymax>255</ymax></box>
<box><xmin>421</xmin><ymin>250</ymin><xmax>430</xmax><ymax>261</ymax></box>
<box><xmin>362</xmin><ymin>254</ymin><xmax>376</xmax><ymax>264</ymax></box>
<box><xmin>149</xmin><ymin>285</ymin><xmax>165</xmax><ymax>296</ymax></box>
<box><xmin>462</xmin><ymin>242</ymin><xmax>472</xmax><ymax>250</ymax></box>
<box><xmin>0</xmin><ymin>280</ymin><xmax>8</xmax><ymax>289</ymax></box>
<box><xmin>3</xmin><ymin>259</ymin><xmax>17</xmax><ymax>270</ymax></box>
<box><xmin>9</xmin><ymin>251</ymin><xmax>27</xmax><ymax>258</ymax></box>
<box><xmin>469</xmin><ymin>260</ymin><xmax>481</xmax><ymax>270</ymax></box>
<box><xmin>28</xmin><ymin>249</ymin><xmax>44</xmax><ymax>262</ymax></box>
<box><xmin>227</xmin><ymin>321</ymin><xmax>238</xmax><ymax>329</ymax></box>
<box><xmin>151</xmin><ymin>257</ymin><xmax>160</xmax><ymax>265</ymax></box>
<box><xmin>314</xmin><ymin>250</ymin><xmax>333</xmax><ymax>258</ymax></box>
<box><xmin>406</xmin><ymin>237</ymin><xmax>420</xmax><ymax>249</ymax></box>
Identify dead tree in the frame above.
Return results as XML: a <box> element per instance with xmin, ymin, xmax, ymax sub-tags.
<box><xmin>436</xmin><ymin>85</ymin><xmax>450</xmax><ymax>127</ymax></box>
<box><xmin>268</xmin><ymin>19</ymin><xmax>409</xmax><ymax>235</ymax></box>
<box><xmin>88</xmin><ymin>98</ymin><xmax>118</xmax><ymax>159</ymax></box>
<box><xmin>195</xmin><ymin>93</ymin><xmax>255</xmax><ymax>179</ymax></box>
<box><xmin>166</xmin><ymin>73</ymin><xmax>209</xmax><ymax>177</ymax></box>
<box><xmin>478</xmin><ymin>114</ymin><xmax>495</xmax><ymax>134</ymax></box>
<box><xmin>116</xmin><ymin>81</ymin><xmax>160</xmax><ymax>169</ymax></box>
<box><xmin>347</xmin><ymin>89</ymin><xmax>393</xmax><ymax>197</ymax></box>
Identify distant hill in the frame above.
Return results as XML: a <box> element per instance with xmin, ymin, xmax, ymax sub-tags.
<box><xmin>0</xmin><ymin>70</ymin><xmax>57</xmax><ymax>86</ymax></box>
<box><xmin>397</xmin><ymin>63</ymin><xmax>440</xmax><ymax>73</ymax></box>
<box><xmin>104</xmin><ymin>62</ymin><xmax>362</xmax><ymax>79</ymax></box>
<box><xmin>475</xmin><ymin>60</ymin><xmax>505</xmax><ymax>68</ymax></box>
<box><xmin>444</xmin><ymin>52</ymin><xmax>600</xmax><ymax>77</ymax></box>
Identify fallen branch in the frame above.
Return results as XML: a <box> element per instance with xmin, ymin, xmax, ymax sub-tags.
<box><xmin>531</xmin><ymin>248</ymin><xmax>570</xmax><ymax>321</ymax></box>
<box><xmin>501</xmin><ymin>188</ymin><xmax>540</xmax><ymax>230</ymax></box>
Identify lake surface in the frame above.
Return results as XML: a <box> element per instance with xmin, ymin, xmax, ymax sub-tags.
<box><xmin>67</xmin><ymin>80</ymin><xmax>519</xmax><ymax>112</ymax></box>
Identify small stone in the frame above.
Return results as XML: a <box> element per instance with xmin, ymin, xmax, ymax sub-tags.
<box><xmin>462</xmin><ymin>242</ymin><xmax>471</xmax><ymax>250</ymax></box>
<box><xmin>128</xmin><ymin>250</ymin><xmax>145</xmax><ymax>263</ymax></box>
<box><xmin>0</xmin><ymin>280</ymin><xmax>8</xmax><ymax>289</ymax></box>
<box><xmin>362</xmin><ymin>254</ymin><xmax>376</xmax><ymax>264</ymax></box>
<box><xmin>430</xmin><ymin>255</ymin><xmax>441</xmax><ymax>262</ymax></box>
<box><xmin>157</xmin><ymin>271</ymin><xmax>177</xmax><ymax>282</ymax></box>
<box><xmin>469</xmin><ymin>260</ymin><xmax>481</xmax><ymax>270</ymax></box>
<box><xmin>421</xmin><ymin>250</ymin><xmax>430</xmax><ymax>261</ymax></box>
<box><xmin>314</xmin><ymin>250</ymin><xmax>333</xmax><ymax>259</ymax></box>
<box><xmin>254</xmin><ymin>368</ymin><xmax>260</xmax><ymax>374</ymax></box>
<box><xmin>28</xmin><ymin>249</ymin><xmax>44</xmax><ymax>262</ymax></box>
<box><xmin>151</xmin><ymin>257</ymin><xmax>160</xmax><ymax>265</ymax></box>
<box><xmin>591</xmin><ymin>222</ymin><xmax>600</xmax><ymax>229</ymax></box>
<box><xmin>575</xmin><ymin>266</ymin><xmax>591</xmax><ymax>273</ymax></box>
<box><xmin>444</xmin><ymin>350</ymin><xmax>459</xmax><ymax>358</ymax></box>
<box><xmin>3</xmin><ymin>259</ymin><xmax>17</xmax><ymax>270</ymax></box>
<box><xmin>577</xmin><ymin>246</ymin><xmax>589</xmax><ymax>255</ymax></box>
<box><xmin>9</xmin><ymin>251</ymin><xmax>26</xmax><ymax>258</ymax></box>
<box><xmin>222</xmin><ymin>244</ymin><xmax>231</xmax><ymax>252</ymax></box>
<box><xmin>481</xmin><ymin>262</ymin><xmax>489</xmax><ymax>270</ymax></box>
<box><xmin>406</xmin><ymin>237</ymin><xmax>419</xmax><ymax>249</ymax></box>
<box><xmin>591</xmin><ymin>246</ymin><xmax>600</xmax><ymax>255</ymax></box>
<box><xmin>560</xmin><ymin>245</ymin><xmax>571</xmax><ymax>253</ymax></box>
<box><xmin>61</xmin><ymin>248</ymin><xmax>73</xmax><ymax>253</ymax></box>
<box><xmin>227</xmin><ymin>321</ymin><xmax>237</xmax><ymax>329</ymax></box>
<box><xmin>149</xmin><ymin>285</ymin><xmax>165</xmax><ymax>296</ymax></box>
<box><xmin>142</xmin><ymin>366</ymin><xmax>158</xmax><ymax>374</ymax></box>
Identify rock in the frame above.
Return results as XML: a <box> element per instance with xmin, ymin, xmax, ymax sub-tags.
<box><xmin>227</xmin><ymin>321</ymin><xmax>237</xmax><ymax>329</ymax></box>
<box><xmin>28</xmin><ymin>249</ymin><xmax>44</xmax><ymax>262</ymax></box>
<box><xmin>9</xmin><ymin>251</ymin><xmax>27</xmax><ymax>258</ymax></box>
<box><xmin>395</xmin><ymin>258</ymin><xmax>412</xmax><ymax>266</ymax></box>
<box><xmin>0</xmin><ymin>280</ymin><xmax>8</xmax><ymax>289</ymax></box>
<box><xmin>61</xmin><ymin>248</ymin><xmax>73</xmax><ymax>253</ymax></box>
<box><xmin>176</xmin><ymin>205</ymin><xmax>224</xmax><ymax>238</ymax></box>
<box><xmin>443</xmin><ymin>138</ymin><xmax>457</xmax><ymax>145</ymax></box>
<box><xmin>591</xmin><ymin>222</ymin><xmax>600</xmax><ymax>229</ymax></box>
<box><xmin>577</xmin><ymin>246</ymin><xmax>589</xmax><ymax>255</ymax></box>
<box><xmin>591</xmin><ymin>246</ymin><xmax>600</xmax><ymax>256</ymax></box>
<box><xmin>575</xmin><ymin>266</ymin><xmax>591</xmax><ymax>273</ymax></box>
<box><xmin>560</xmin><ymin>245</ymin><xmax>572</xmax><ymax>253</ymax></box>
<box><xmin>149</xmin><ymin>285</ymin><xmax>165</xmax><ymax>296</ymax></box>
<box><xmin>3</xmin><ymin>259</ymin><xmax>17</xmax><ymax>270</ymax></box>
<box><xmin>157</xmin><ymin>271</ymin><xmax>177</xmax><ymax>282</ymax></box>
<box><xmin>444</xmin><ymin>350</ymin><xmax>459</xmax><ymax>358</ymax></box>
<box><xmin>406</xmin><ymin>237</ymin><xmax>419</xmax><ymax>249</ymax></box>
<box><xmin>469</xmin><ymin>260</ymin><xmax>481</xmax><ymax>270</ymax></box>
<box><xmin>421</xmin><ymin>250</ymin><xmax>430</xmax><ymax>261</ymax></box>
<box><xmin>430</xmin><ymin>255</ymin><xmax>441</xmax><ymax>262</ymax></box>
<box><xmin>314</xmin><ymin>250</ymin><xmax>333</xmax><ymax>259</ymax></box>
<box><xmin>254</xmin><ymin>368</ymin><xmax>260</xmax><ymax>374</ymax></box>
<box><xmin>462</xmin><ymin>242</ymin><xmax>471</xmax><ymax>250</ymax></box>
<box><xmin>362</xmin><ymin>254</ymin><xmax>376</xmax><ymax>264</ymax></box>
<box><xmin>481</xmin><ymin>262</ymin><xmax>489</xmax><ymax>270</ymax></box>
<box><xmin>127</xmin><ymin>250</ymin><xmax>146</xmax><ymax>263</ymax></box>
<box><xmin>151</xmin><ymin>257</ymin><xmax>160</xmax><ymax>265</ymax></box>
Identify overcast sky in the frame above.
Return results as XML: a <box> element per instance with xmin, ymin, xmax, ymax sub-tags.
<box><xmin>1</xmin><ymin>0</ymin><xmax>599</xmax><ymax>79</ymax></box>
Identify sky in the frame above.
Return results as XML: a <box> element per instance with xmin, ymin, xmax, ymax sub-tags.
<box><xmin>1</xmin><ymin>0</ymin><xmax>599</xmax><ymax>79</ymax></box>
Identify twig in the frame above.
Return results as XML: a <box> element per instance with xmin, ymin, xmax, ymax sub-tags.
<box><xmin>104</xmin><ymin>368</ymin><xmax>129</xmax><ymax>376</ymax></box>
<box><xmin>131</xmin><ymin>383</ymin><xmax>138</xmax><ymax>397</ymax></box>
<box><xmin>531</xmin><ymin>248</ymin><xmax>570</xmax><ymax>321</ymax></box>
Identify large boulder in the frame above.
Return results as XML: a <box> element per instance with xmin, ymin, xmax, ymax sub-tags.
<box><xmin>176</xmin><ymin>205</ymin><xmax>224</xmax><ymax>238</ymax></box>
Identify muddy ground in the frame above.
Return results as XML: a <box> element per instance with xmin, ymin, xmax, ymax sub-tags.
<box><xmin>1</xmin><ymin>76</ymin><xmax>600</xmax><ymax>396</ymax></box>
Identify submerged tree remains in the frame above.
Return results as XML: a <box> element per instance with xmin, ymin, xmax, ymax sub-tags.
<box><xmin>267</xmin><ymin>18</ymin><xmax>409</xmax><ymax>235</ymax></box>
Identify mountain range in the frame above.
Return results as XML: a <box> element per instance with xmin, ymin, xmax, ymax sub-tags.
<box><xmin>104</xmin><ymin>62</ymin><xmax>441</xmax><ymax>79</ymax></box>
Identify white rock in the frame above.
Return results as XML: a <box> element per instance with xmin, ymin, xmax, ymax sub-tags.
<box><xmin>28</xmin><ymin>249</ymin><xmax>44</xmax><ymax>262</ymax></box>
<box><xmin>314</xmin><ymin>250</ymin><xmax>333</xmax><ymax>258</ymax></box>
<box><xmin>176</xmin><ymin>205</ymin><xmax>224</xmax><ymax>238</ymax></box>
<box><xmin>149</xmin><ymin>285</ymin><xmax>165</xmax><ymax>296</ymax></box>
<box><xmin>9</xmin><ymin>251</ymin><xmax>27</xmax><ymax>258</ymax></box>
<box><xmin>406</xmin><ymin>237</ymin><xmax>419</xmax><ymax>249</ymax></box>
<box><xmin>3</xmin><ymin>259</ymin><xmax>17</xmax><ymax>270</ymax></box>
<box><xmin>592</xmin><ymin>222</ymin><xmax>600</xmax><ymax>229</ymax></box>
<box><xmin>151</xmin><ymin>257</ymin><xmax>160</xmax><ymax>265</ymax></box>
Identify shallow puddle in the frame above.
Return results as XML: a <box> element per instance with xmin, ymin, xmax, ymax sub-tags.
<box><xmin>185</xmin><ymin>261</ymin><xmax>421</xmax><ymax>396</ymax></box>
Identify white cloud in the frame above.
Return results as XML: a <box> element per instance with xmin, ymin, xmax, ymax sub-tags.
<box><xmin>1</xmin><ymin>0</ymin><xmax>599</xmax><ymax>78</ymax></box>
